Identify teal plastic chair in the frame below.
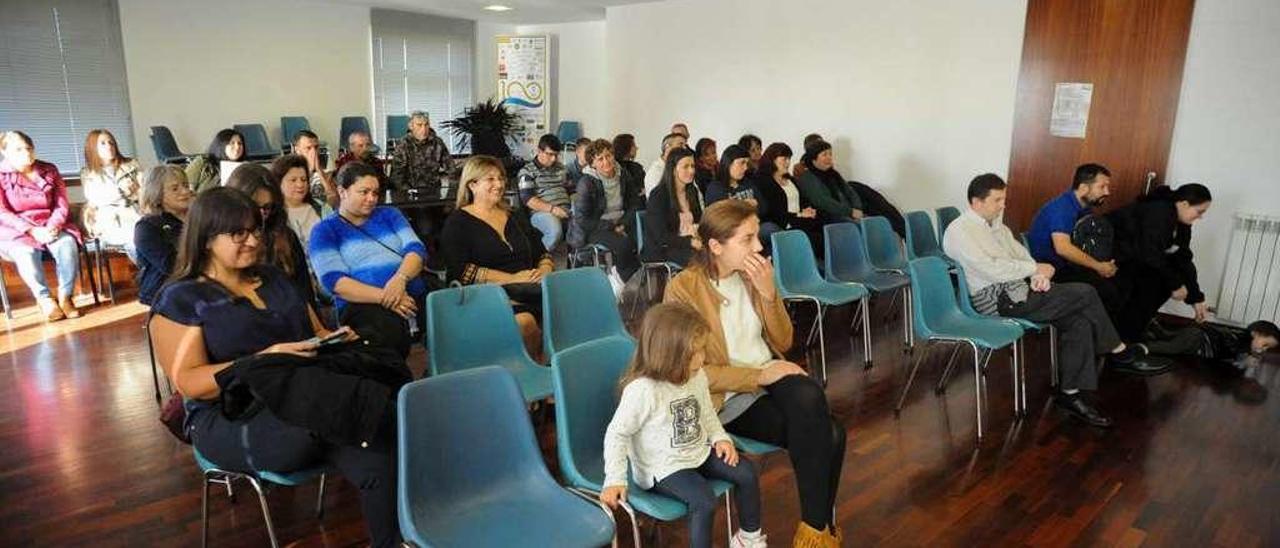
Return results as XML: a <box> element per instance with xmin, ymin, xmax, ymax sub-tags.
<box><xmin>398</xmin><ymin>366</ymin><xmax>615</xmax><ymax>547</ymax></box>
<box><xmin>897</xmin><ymin>257</ymin><xmax>1025</xmax><ymax>441</ymax></box>
<box><xmin>952</xmin><ymin>265</ymin><xmax>1058</xmax><ymax>408</ymax></box>
<box><xmin>233</xmin><ymin>123</ymin><xmax>279</xmax><ymax>160</ymax></box>
<box><xmin>863</xmin><ymin>215</ymin><xmax>916</xmax><ymax>349</ymax></box>
<box><xmin>385</xmin><ymin>114</ymin><xmax>410</xmax><ymax>150</ymax></box>
<box><xmin>425</xmin><ymin>284</ymin><xmax>552</xmax><ymax>402</ymax></box>
<box><xmin>194</xmin><ymin>447</ymin><xmax>327</xmax><ymax>548</ymax></box>
<box><xmin>633</xmin><ymin>210</ymin><xmax>683</xmax><ymax>316</ymax></box>
<box><xmin>935</xmin><ymin>206</ymin><xmax>961</xmax><ymax>244</ymax></box>
<box><xmin>541</xmin><ymin>267</ymin><xmax>632</xmax><ymax>357</ymax></box>
<box><xmin>772</xmin><ymin>229</ymin><xmax>870</xmax><ymax>382</ymax></box>
<box><xmin>824</xmin><ymin>222</ymin><xmax>912</xmax><ymax>353</ymax></box>
<box><xmin>904</xmin><ymin>210</ymin><xmax>954</xmax><ymax>265</ymax></box>
<box><xmin>339</xmin><ymin>116</ymin><xmax>379</xmax><ymax>153</ymax></box>
<box><xmin>551</xmin><ymin>338</ymin><xmax>735</xmax><ymax>547</ymax></box>
<box><xmin>557</xmin><ymin>121</ymin><xmax>583</xmax><ymax>149</ymax></box>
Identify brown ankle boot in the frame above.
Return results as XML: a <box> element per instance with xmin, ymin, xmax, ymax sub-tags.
<box><xmin>792</xmin><ymin>522</ymin><xmax>841</xmax><ymax>548</ymax></box>
<box><xmin>39</xmin><ymin>298</ymin><xmax>65</xmax><ymax>321</ymax></box>
<box><xmin>57</xmin><ymin>295</ymin><xmax>81</xmax><ymax>319</ymax></box>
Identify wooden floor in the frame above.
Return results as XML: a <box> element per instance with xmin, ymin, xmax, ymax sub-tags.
<box><xmin>1</xmin><ymin>288</ymin><xmax>1277</xmax><ymax>547</ymax></box>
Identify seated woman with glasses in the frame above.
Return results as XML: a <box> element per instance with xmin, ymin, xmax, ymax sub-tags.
<box><xmin>224</xmin><ymin>163</ymin><xmax>315</xmax><ymax>309</ymax></box>
<box><xmin>149</xmin><ymin>187</ymin><xmax>402</xmax><ymax>548</ymax></box>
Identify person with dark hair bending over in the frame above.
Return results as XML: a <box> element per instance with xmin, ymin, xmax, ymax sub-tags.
<box><xmin>308</xmin><ymin>162</ymin><xmax>427</xmax><ymax>358</ymax></box>
<box><xmin>664</xmin><ymin>200</ymin><xmax>847</xmax><ymax>547</ymax></box>
<box><xmin>149</xmin><ymin>187</ymin><xmax>402</xmax><ymax>547</ymax></box>
<box><xmin>944</xmin><ymin>174</ymin><xmax>1169</xmax><ymax>429</ymax></box>
<box><xmin>186</xmin><ymin>128</ymin><xmax>245</xmax><ymax>193</ymax></box>
<box><xmin>643</xmin><ymin>148</ymin><xmax>703</xmax><ymax>266</ymax></box>
<box><xmin>134</xmin><ymin>165</ymin><xmax>193</xmax><ymax>305</ymax></box>
<box><xmin>441</xmin><ymin>155</ymin><xmax>553</xmax><ymax>360</ymax></box>
<box><xmin>225</xmin><ymin>163</ymin><xmax>316</xmax><ymax>310</ymax></box>
<box><xmin>0</xmin><ymin>131</ymin><xmax>82</xmax><ymax>320</ymax></box>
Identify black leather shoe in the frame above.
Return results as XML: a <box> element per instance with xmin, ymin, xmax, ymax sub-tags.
<box><xmin>1108</xmin><ymin>356</ymin><xmax>1173</xmax><ymax>376</ymax></box>
<box><xmin>1053</xmin><ymin>392</ymin><xmax>1113</xmax><ymax>428</ymax></box>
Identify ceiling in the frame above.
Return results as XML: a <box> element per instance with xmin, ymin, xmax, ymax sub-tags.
<box><xmin>313</xmin><ymin>0</ymin><xmax>657</xmax><ymax>23</ymax></box>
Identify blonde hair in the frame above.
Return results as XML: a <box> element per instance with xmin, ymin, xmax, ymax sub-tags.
<box><xmin>140</xmin><ymin>165</ymin><xmax>188</xmax><ymax>215</ymax></box>
<box><xmin>694</xmin><ymin>200</ymin><xmax>758</xmax><ymax>279</ymax></box>
<box><xmin>455</xmin><ymin>155</ymin><xmax>510</xmax><ymax>210</ymax></box>
<box><xmin>619</xmin><ymin>302</ymin><xmax>710</xmax><ymax>390</ymax></box>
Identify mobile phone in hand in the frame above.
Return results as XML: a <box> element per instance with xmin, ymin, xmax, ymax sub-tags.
<box><xmin>308</xmin><ymin>327</ymin><xmax>352</xmax><ymax>347</ymax></box>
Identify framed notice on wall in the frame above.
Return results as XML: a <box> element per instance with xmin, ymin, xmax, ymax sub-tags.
<box><xmin>497</xmin><ymin>35</ymin><xmax>550</xmax><ymax>157</ymax></box>
<box><xmin>1049</xmin><ymin>82</ymin><xmax>1093</xmax><ymax>139</ymax></box>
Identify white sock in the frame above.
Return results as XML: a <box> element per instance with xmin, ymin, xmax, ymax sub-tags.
<box><xmin>1062</xmin><ymin>388</ymin><xmax>1080</xmax><ymax>395</ymax></box>
<box><xmin>738</xmin><ymin>529</ymin><xmax>763</xmax><ymax>539</ymax></box>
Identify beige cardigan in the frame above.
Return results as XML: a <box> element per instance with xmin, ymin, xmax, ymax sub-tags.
<box><xmin>663</xmin><ymin>263</ymin><xmax>794</xmax><ymax>410</ymax></box>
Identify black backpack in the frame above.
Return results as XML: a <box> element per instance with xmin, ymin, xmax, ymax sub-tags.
<box><xmin>1072</xmin><ymin>214</ymin><xmax>1114</xmax><ymax>261</ymax></box>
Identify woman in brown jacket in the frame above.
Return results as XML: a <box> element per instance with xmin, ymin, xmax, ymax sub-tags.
<box><xmin>664</xmin><ymin>200</ymin><xmax>846</xmax><ymax>547</ymax></box>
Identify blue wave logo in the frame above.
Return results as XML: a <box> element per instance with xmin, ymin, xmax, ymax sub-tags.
<box><xmin>501</xmin><ymin>97</ymin><xmax>544</xmax><ymax>108</ymax></box>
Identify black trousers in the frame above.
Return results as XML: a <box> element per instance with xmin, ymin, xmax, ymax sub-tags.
<box><xmin>998</xmin><ymin>282</ymin><xmax>1122</xmax><ymax>391</ymax></box>
<box><xmin>189</xmin><ymin>406</ymin><xmax>400</xmax><ymax>547</ymax></box>
<box><xmin>1057</xmin><ymin>264</ymin><xmax>1173</xmax><ymax>342</ymax></box>
<box><xmin>340</xmin><ymin>299</ymin><xmax>424</xmax><ymax>360</ymax></box>
<box><xmin>724</xmin><ymin>375</ymin><xmax>846</xmax><ymax>530</ymax></box>
<box><xmin>586</xmin><ymin>227</ymin><xmax>640</xmax><ymax>280</ymax></box>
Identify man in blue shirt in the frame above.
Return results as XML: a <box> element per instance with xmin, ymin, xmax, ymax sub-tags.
<box><xmin>1027</xmin><ymin>163</ymin><xmax>1117</xmax><ymax>275</ymax></box>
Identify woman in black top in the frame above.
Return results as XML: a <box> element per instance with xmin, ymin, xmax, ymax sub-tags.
<box><xmin>752</xmin><ymin>143</ymin><xmax>821</xmax><ymax>254</ymax></box>
<box><xmin>441</xmin><ymin>155</ymin><xmax>553</xmax><ymax>359</ymax></box>
<box><xmin>149</xmin><ymin>187</ymin><xmax>400</xmax><ymax>547</ymax></box>
<box><xmin>693</xmin><ymin>137</ymin><xmax>718</xmax><ymax>193</ymax></box>
<box><xmin>224</xmin><ymin>163</ymin><xmax>316</xmax><ymax>310</ymax></box>
<box><xmin>134</xmin><ymin>165</ymin><xmax>192</xmax><ymax>305</ymax></box>
<box><xmin>643</xmin><ymin>148</ymin><xmax>703</xmax><ymax>266</ymax></box>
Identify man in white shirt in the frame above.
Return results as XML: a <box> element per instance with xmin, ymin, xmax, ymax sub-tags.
<box><xmin>643</xmin><ymin>132</ymin><xmax>689</xmax><ymax>197</ymax></box>
<box><xmin>943</xmin><ymin>173</ymin><xmax>1170</xmax><ymax>428</ymax></box>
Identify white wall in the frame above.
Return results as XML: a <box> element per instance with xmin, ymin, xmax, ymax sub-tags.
<box><xmin>118</xmin><ymin>0</ymin><xmax>373</xmax><ymax>165</ymax></box>
<box><xmin>1166</xmin><ymin>0</ymin><xmax>1280</xmax><ymax>310</ymax></box>
<box><xmin>474</xmin><ymin>21</ymin><xmax>518</xmax><ymax>104</ymax></box>
<box><xmin>605</xmin><ymin>0</ymin><xmax>1027</xmax><ymax>213</ymax></box>
<box><xmin>515</xmin><ymin>21</ymin><xmax>609</xmax><ymax>139</ymax></box>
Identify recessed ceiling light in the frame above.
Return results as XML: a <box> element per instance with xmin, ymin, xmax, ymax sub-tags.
<box><xmin>483</xmin><ymin>4</ymin><xmax>513</xmax><ymax>11</ymax></box>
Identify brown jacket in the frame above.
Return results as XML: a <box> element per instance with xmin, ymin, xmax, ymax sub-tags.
<box><xmin>663</xmin><ymin>263</ymin><xmax>794</xmax><ymax>410</ymax></box>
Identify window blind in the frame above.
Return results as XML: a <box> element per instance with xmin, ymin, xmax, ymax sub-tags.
<box><xmin>371</xmin><ymin>9</ymin><xmax>474</xmax><ymax>153</ymax></box>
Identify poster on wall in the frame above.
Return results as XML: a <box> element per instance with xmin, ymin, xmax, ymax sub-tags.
<box><xmin>497</xmin><ymin>34</ymin><xmax>550</xmax><ymax>157</ymax></box>
<box><xmin>1049</xmin><ymin>82</ymin><xmax>1093</xmax><ymax>139</ymax></box>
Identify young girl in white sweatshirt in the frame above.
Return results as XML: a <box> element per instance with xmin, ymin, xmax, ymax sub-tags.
<box><xmin>600</xmin><ymin>302</ymin><xmax>766</xmax><ymax>548</ymax></box>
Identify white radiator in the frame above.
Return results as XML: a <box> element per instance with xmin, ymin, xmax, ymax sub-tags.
<box><xmin>1215</xmin><ymin>212</ymin><xmax>1280</xmax><ymax>324</ymax></box>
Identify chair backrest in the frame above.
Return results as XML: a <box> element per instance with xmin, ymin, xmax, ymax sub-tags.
<box><xmin>398</xmin><ymin>366</ymin><xmax>557</xmax><ymax>536</ymax></box>
<box><xmin>280</xmin><ymin>116</ymin><xmax>311</xmax><ymax>146</ymax></box>
<box><xmin>908</xmin><ymin>256</ymin><xmax>967</xmax><ymax>339</ymax></box>
<box><xmin>386</xmin><ymin>115</ymin><xmax>410</xmax><ymax>142</ymax></box>
<box><xmin>951</xmin><ymin>264</ymin><xmax>982</xmax><ymax>317</ymax></box>
<box><xmin>542</xmin><ymin>267</ymin><xmax>630</xmax><ymax>356</ymax></box>
<box><xmin>863</xmin><ymin>215</ymin><xmax>907</xmax><ymax>270</ymax></box>
<box><xmin>149</xmin><ymin>125</ymin><xmax>183</xmax><ymax>161</ymax></box>
<box><xmin>426</xmin><ymin>284</ymin><xmax>534</xmax><ymax>376</ymax></box>
<box><xmin>233</xmin><ymin>124</ymin><xmax>274</xmax><ymax>157</ymax></box>
<box><xmin>823</xmin><ymin>222</ymin><xmax>874</xmax><ymax>283</ymax></box>
<box><xmin>771</xmin><ymin>229</ymin><xmax>825</xmax><ymax>293</ymax></box>
<box><xmin>556</xmin><ymin>121</ymin><xmax>583</xmax><ymax>148</ymax></box>
<box><xmin>551</xmin><ymin>337</ymin><xmax>635</xmax><ymax>489</ymax></box>
<box><xmin>935</xmin><ymin>206</ymin><xmax>961</xmax><ymax>243</ymax></box>
<box><xmin>340</xmin><ymin>116</ymin><xmax>371</xmax><ymax>151</ymax></box>
<box><xmin>904</xmin><ymin>210</ymin><xmax>942</xmax><ymax>260</ymax></box>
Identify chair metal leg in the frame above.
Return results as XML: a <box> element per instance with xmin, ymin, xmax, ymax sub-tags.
<box><xmin>723</xmin><ymin>490</ymin><xmax>733</xmax><ymax>542</ymax></box>
<box><xmin>970</xmin><ymin>342</ymin><xmax>984</xmax><ymax>441</ymax></box>
<box><xmin>1011</xmin><ymin>341</ymin><xmax>1022</xmax><ymax>416</ymax></box>
<box><xmin>315</xmin><ymin>474</ymin><xmax>326</xmax><ymax>519</ymax></box>
<box><xmin>618</xmin><ymin>501</ymin><xmax>642</xmax><ymax>548</ymax></box>
<box><xmin>0</xmin><ymin>264</ymin><xmax>11</xmax><ymax>320</ymax></box>
<box><xmin>201</xmin><ymin>474</ymin><xmax>211</xmax><ymax>548</ymax></box>
<box><xmin>861</xmin><ymin>298</ymin><xmax>872</xmax><ymax>368</ymax></box>
<box><xmin>814</xmin><ymin>300</ymin><xmax>828</xmax><ymax>385</ymax></box>
<box><xmin>1049</xmin><ymin>325</ymin><xmax>1059</xmax><ymax>387</ymax></box>
<box><xmin>247</xmin><ymin>477</ymin><xmax>280</xmax><ymax>548</ymax></box>
<box><xmin>935</xmin><ymin>345</ymin><xmax>965</xmax><ymax>394</ymax></box>
<box><xmin>895</xmin><ymin>340</ymin><xmax>931</xmax><ymax>412</ymax></box>
<box><xmin>146</xmin><ymin>320</ymin><xmax>162</xmax><ymax>406</ymax></box>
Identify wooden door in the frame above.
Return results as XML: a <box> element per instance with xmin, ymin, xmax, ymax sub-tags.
<box><xmin>1004</xmin><ymin>0</ymin><xmax>1196</xmax><ymax>231</ymax></box>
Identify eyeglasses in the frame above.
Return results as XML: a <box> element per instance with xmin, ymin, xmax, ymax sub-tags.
<box><xmin>226</xmin><ymin>228</ymin><xmax>263</xmax><ymax>244</ymax></box>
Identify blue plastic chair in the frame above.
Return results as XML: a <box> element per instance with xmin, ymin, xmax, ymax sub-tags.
<box><xmin>633</xmin><ymin>210</ymin><xmax>683</xmax><ymax>317</ymax></box>
<box><xmin>541</xmin><ymin>267</ymin><xmax>632</xmax><ymax>358</ymax></box>
<box><xmin>952</xmin><ymin>265</ymin><xmax>1058</xmax><ymax>407</ymax></box>
<box><xmin>897</xmin><ymin>257</ymin><xmax>1025</xmax><ymax>441</ymax></box>
<box><xmin>551</xmin><ymin>338</ymin><xmax>734</xmax><ymax>547</ymax></box>
<box><xmin>149</xmin><ymin>125</ymin><xmax>196</xmax><ymax>164</ymax></box>
<box><xmin>557</xmin><ymin>121</ymin><xmax>583</xmax><ymax>149</ymax></box>
<box><xmin>863</xmin><ymin>215</ymin><xmax>916</xmax><ymax>348</ymax></box>
<box><xmin>935</xmin><ymin>206</ymin><xmax>961</xmax><ymax>244</ymax></box>
<box><xmin>904</xmin><ymin>210</ymin><xmax>953</xmax><ymax>265</ymax></box>
<box><xmin>233</xmin><ymin>123</ymin><xmax>279</xmax><ymax>160</ymax></box>
<box><xmin>772</xmin><ymin>229</ymin><xmax>870</xmax><ymax>382</ymax></box>
<box><xmin>194</xmin><ymin>447</ymin><xmax>327</xmax><ymax>548</ymax></box>
<box><xmin>425</xmin><ymin>284</ymin><xmax>553</xmax><ymax>402</ymax></box>
<box><xmin>824</xmin><ymin>222</ymin><xmax>912</xmax><ymax>353</ymax></box>
<box><xmin>399</xmin><ymin>366</ymin><xmax>615</xmax><ymax>547</ymax></box>
<box><xmin>385</xmin><ymin>114</ymin><xmax>410</xmax><ymax>150</ymax></box>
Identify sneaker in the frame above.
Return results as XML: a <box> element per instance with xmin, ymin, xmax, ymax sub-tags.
<box><xmin>730</xmin><ymin>529</ymin><xmax>768</xmax><ymax>548</ymax></box>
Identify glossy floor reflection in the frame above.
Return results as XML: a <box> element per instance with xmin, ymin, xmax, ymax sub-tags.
<box><xmin>1</xmin><ymin>293</ymin><xmax>1276</xmax><ymax>547</ymax></box>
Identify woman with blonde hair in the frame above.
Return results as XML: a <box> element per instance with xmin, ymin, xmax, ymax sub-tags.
<box><xmin>79</xmin><ymin>128</ymin><xmax>141</xmax><ymax>249</ymax></box>
<box><xmin>440</xmin><ymin>155</ymin><xmax>552</xmax><ymax>358</ymax></box>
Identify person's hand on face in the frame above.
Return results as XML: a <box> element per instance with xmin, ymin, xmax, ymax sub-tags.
<box><xmin>740</xmin><ymin>253</ymin><xmax>776</xmax><ymax>301</ymax></box>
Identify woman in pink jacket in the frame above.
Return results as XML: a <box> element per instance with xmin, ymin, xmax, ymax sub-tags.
<box><xmin>0</xmin><ymin>131</ymin><xmax>82</xmax><ymax>320</ymax></box>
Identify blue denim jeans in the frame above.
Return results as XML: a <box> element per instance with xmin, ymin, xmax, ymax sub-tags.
<box><xmin>4</xmin><ymin>233</ymin><xmax>79</xmax><ymax>299</ymax></box>
<box><xmin>529</xmin><ymin>211</ymin><xmax>565</xmax><ymax>250</ymax></box>
<box><xmin>651</xmin><ymin>449</ymin><xmax>760</xmax><ymax>548</ymax></box>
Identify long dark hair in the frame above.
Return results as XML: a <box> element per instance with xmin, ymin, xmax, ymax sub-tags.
<box><xmin>694</xmin><ymin>138</ymin><xmax>717</xmax><ymax>168</ymax></box>
<box><xmin>224</xmin><ymin>163</ymin><xmax>298</xmax><ymax>277</ymax></box>
<box><xmin>716</xmin><ymin>144</ymin><xmax>750</xmax><ymax>186</ymax></box>
<box><xmin>1147</xmin><ymin>183</ymin><xmax>1212</xmax><ymax>205</ymax></box>
<box><xmin>169</xmin><ymin>187</ymin><xmax>262</xmax><ymax>283</ymax></box>
<box><xmin>205</xmin><ymin>128</ymin><xmax>245</xmax><ymax>162</ymax></box>
<box><xmin>758</xmin><ymin>142</ymin><xmax>793</xmax><ymax>180</ymax></box>
<box><xmin>659</xmin><ymin>147</ymin><xmax>698</xmax><ymax>221</ymax></box>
